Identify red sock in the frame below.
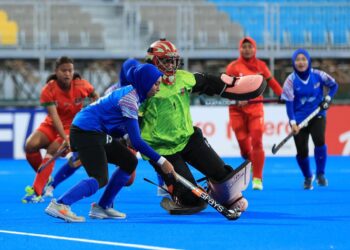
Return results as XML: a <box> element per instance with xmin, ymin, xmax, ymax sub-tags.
<box><xmin>251</xmin><ymin>149</ymin><xmax>265</xmax><ymax>179</ymax></box>
<box><xmin>33</xmin><ymin>156</ymin><xmax>55</xmax><ymax>195</ymax></box>
<box><xmin>26</xmin><ymin>152</ymin><xmax>42</xmax><ymax>172</ymax></box>
<box><xmin>237</xmin><ymin>138</ymin><xmax>252</xmax><ymax>160</ymax></box>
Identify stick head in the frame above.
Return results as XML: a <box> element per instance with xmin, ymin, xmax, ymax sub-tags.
<box><xmin>271</xmin><ymin>144</ymin><xmax>278</xmax><ymax>154</ymax></box>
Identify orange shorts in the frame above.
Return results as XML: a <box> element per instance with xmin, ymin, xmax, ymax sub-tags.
<box><xmin>37</xmin><ymin>122</ymin><xmax>70</xmax><ymax>144</ymax></box>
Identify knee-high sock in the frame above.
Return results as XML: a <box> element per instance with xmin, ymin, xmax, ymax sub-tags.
<box><xmin>296</xmin><ymin>155</ymin><xmax>312</xmax><ymax>178</ymax></box>
<box><xmin>57</xmin><ymin>177</ymin><xmax>99</xmax><ymax>206</ymax></box>
<box><xmin>237</xmin><ymin>138</ymin><xmax>252</xmax><ymax>160</ymax></box>
<box><xmin>251</xmin><ymin>149</ymin><xmax>265</xmax><ymax>179</ymax></box>
<box><xmin>26</xmin><ymin>152</ymin><xmax>42</xmax><ymax>172</ymax></box>
<box><xmin>98</xmin><ymin>168</ymin><xmax>130</xmax><ymax>209</ymax></box>
<box><xmin>33</xmin><ymin>156</ymin><xmax>55</xmax><ymax>195</ymax></box>
<box><xmin>314</xmin><ymin>145</ymin><xmax>327</xmax><ymax>176</ymax></box>
<box><xmin>52</xmin><ymin>161</ymin><xmax>81</xmax><ymax>188</ymax></box>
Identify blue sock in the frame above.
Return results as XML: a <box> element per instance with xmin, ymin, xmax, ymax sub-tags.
<box><xmin>296</xmin><ymin>155</ymin><xmax>312</xmax><ymax>178</ymax></box>
<box><xmin>52</xmin><ymin>161</ymin><xmax>80</xmax><ymax>188</ymax></box>
<box><xmin>57</xmin><ymin>177</ymin><xmax>99</xmax><ymax>206</ymax></box>
<box><xmin>98</xmin><ymin>168</ymin><xmax>130</xmax><ymax>209</ymax></box>
<box><xmin>314</xmin><ymin>145</ymin><xmax>327</xmax><ymax>176</ymax></box>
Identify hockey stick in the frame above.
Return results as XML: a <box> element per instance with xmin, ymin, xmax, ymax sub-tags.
<box><xmin>143</xmin><ymin>178</ymin><xmax>172</xmax><ymax>195</ymax></box>
<box><xmin>37</xmin><ymin>144</ymin><xmax>69</xmax><ymax>173</ymax></box>
<box><xmin>247</xmin><ymin>98</ymin><xmax>285</xmax><ymax>104</ymax></box>
<box><xmin>271</xmin><ymin>107</ymin><xmax>321</xmax><ymax>154</ymax></box>
<box><xmin>174</xmin><ymin>173</ymin><xmax>241</xmax><ymax>220</ymax></box>
<box><xmin>200</xmin><ymin>96</ymin><xmax>284</xmax><ymax>106</ymax></box>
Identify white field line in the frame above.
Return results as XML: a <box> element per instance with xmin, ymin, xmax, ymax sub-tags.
<box><xmin>0</xmin><ymin>230</ymin><xmax>181</xmax><ymax>250</ymax></box>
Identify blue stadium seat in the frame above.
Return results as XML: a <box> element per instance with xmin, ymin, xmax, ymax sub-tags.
<box><xmin>209</xmin><ymin>0</ymin><xmax>349</xmax><ymax>47</ymax></box>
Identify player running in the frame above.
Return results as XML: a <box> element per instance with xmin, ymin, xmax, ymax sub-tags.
<box><xmin>22</xmin><ymin>56</ymin><xmax>98</xmax><ymax>203</ymax></box>
<box><xmin>45</xmin><ymin>63</ymin><xmax>176</xmax><ymax>222</ymax></box>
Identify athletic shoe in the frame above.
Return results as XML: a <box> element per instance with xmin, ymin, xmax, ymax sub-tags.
<box><xmin>43</xmin><ymin>185</ymin><xmax>54</xmax><ymax>198</ymax></box>
<box><xmin>21</xmin><ymin>186</ymin><xmax>44</xmax><ymax>203</ymax></box>
<box><xmin>43</xmin><ymin>176</ymin><xmax>54</xmax><ymax>197</ymax></box>
<box><xmin>252</xmin><ymin>178</ymin><xmax>263</xmax><ymax>190</ymax></box>
<box><xmin>303</xmin><ymin>176</ymin><xmax>315</xmax><ymax>190</ymax></box>
<box><xmin>89</xmin><ymin>202</ymin><xmax>126</xmax><ymax>219</ymax></box>
<box><xmin>45</xmin><ymin>199</ymin><xmax>85</xmax><ymax>223</ymax></box>
<box><xmin>316</xmin><ymin>174</ymin><xmax>328</xmax><ymax>186</ymax></box>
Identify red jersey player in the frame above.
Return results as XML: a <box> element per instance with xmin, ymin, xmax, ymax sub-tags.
<box><xmin>226</xmin><ymin>37</ymin><xmax>282</xmax><ymax>190</ymax></box>
<box><xmin>22</xmin><ymin>56</ymin><xmax>99</xmax><ymax>203</ymax></box>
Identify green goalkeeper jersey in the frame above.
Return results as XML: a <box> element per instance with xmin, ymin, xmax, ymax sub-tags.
<box><xmin>139</xmin><ymin>70</ymin><xmax>196</xmax><ymax>155</ymax></box>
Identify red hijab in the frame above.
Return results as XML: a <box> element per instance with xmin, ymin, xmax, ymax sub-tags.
<box><xmin>237</xmin><ymin>37</ymin><xmax>261</xmax><ymax>73</ymax></box>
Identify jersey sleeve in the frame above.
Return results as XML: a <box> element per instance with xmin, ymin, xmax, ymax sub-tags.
<box><xmin>40</xmin><ymin>84</ymin><xmax>56</xmax><ymax>107</ymax></box>
<box><xmin>314</xmin><ymin>69</ymin><xmax>339</xmax><ymax>97</ymax></box>
<box><xmin>281</xmin><ymin>74</ymin><xmax>294</xmax><ymax>101</ymax></box>
<box><xmin>118</xmin><ymin>90</ymin><xmax>139</xmax><ymax>120</ymax></box>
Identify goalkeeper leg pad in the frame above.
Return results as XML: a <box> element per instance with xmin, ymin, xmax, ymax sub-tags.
<box><xmin>208</xmin><ymin>160</ymin><xmax>251</xmax><ymax>212</ymax></box>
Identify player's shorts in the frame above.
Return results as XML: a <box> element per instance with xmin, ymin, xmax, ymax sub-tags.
<box><xmin>37</xmin><ymin>122</ymin><xmax>70</xmax><ymax>144</ymax></box>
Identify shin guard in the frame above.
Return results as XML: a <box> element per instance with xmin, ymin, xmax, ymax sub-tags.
<box><xmin>296</xmin><ymin>155</ymin><xmax>312</xmax><ymax>178</ymax></box>
<box><xmin>314</xmin><ymin>145</ymin><xmax>327</xmax><ymax>175</ymax></box>
<box><xmin>33</xmin><ymin>156</ymin><xmax>55</xmax><ymax>195</ymax></box>
<box><xmin>58</xmin><ymin>177</ymin><xmax>99</xmax><ymax>206</ymax></box>
<box><xmin>98</xmin><ymin>168</ymin><xmax>130</xmax><ymax>209</ymax></box>
<box><xmin>26</xmin><ymin>152</ymin><xmax>42</xmax><ymax>172</ymax></box>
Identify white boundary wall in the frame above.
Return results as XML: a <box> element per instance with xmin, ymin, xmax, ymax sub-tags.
<box><xmin>191</xmin><ymin>106</ymin><xmax>313</xmax><ymax>157</ymax></box>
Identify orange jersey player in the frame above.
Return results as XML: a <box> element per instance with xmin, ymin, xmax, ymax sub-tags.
<box><xmin>22</xmin><ymin>56</ymin><xmax>99</xmax><ymax>203</ymax></box>
<box><xmin>226</xmin><ymin>37</ymin><xmax>283</xmax><ymax>191</ymax></box>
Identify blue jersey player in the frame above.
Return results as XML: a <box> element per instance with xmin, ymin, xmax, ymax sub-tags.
<box><xmin>43</xmin><ymin>58</ymin><xmax>140</xmax><ymax>198</ymax></box>
<box><xmin>281</xmin><ymin>48</ymin><xmax>338</xmax><ymax>190</ymax></box>
<box><xmin>44</xmin><ymin>63</ymin><xmax>176</xmax><ymax>222</ymax></box>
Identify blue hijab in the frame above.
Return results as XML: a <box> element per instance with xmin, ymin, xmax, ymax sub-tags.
<box><xmin>127</xmin><ymin>64</ymin><xmax>163</xmax><ymax>102</ymax></box>
<box><xmin>292</xmin><ymin>48</ymin><xmax>312</xmax><ymax>81</ymax></box>
<box><xmin>119</xmin><ymin>58</ymin><xmax>140</xmax><ymax>87</ymax></box>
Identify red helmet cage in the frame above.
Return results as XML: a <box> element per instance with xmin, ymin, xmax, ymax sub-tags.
<box><xmin>146</xmin><ymin>39</ymin><xmax>180</xmax><ymax>77</ymax></box>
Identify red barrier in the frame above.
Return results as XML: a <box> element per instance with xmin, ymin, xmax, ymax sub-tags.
<box><xmin>326</xmin><ymin>105</ymin><xmax>350</xmax><ymax>155</ymax></box>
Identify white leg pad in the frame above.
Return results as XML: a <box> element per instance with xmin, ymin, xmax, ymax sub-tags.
<box><xmin>208</xmin><ymin>161</ymin><xmax>251</xmax><ymax>211</ymax></box>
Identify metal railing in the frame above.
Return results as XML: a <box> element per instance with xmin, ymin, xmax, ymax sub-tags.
<box><xmin>0</xmin><ymin>1</ymin><xmax>349</xmax><ymax>105</ymax></box>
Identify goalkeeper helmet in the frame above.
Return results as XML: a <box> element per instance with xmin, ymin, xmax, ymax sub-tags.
<box><xmin>146</xmin><ymin>38</ymin><xmax>180</xmax><ymax>85</ymax></box>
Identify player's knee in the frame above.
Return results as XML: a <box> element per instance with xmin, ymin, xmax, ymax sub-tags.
<box><xmin>96</xmin><ymin>175</ymin><xmax>109</xmax><ymax>188</ymax></box>
<box><xmin>24</xmin><ymin>140</ymin><xmax>38</xmax><ymax>153</ymax></box>
<box><xmin>121</xmin><ymin>156</ymin><xmax>138</xmax><ymax>175</ymax></box>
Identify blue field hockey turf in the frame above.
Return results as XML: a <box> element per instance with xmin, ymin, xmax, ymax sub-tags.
<box><xmin>0</xmin><ymin>156</ymin><xmax>349</xmax><ymax>250</ymax></box>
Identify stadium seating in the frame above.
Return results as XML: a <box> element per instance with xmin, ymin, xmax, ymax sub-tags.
<box><xmin>0</xmin><ymin>9</ymin><xmax>18</xmax><ymax>46</ymax></box>
<box><xmin>0</xmin><ymin>1</ymin><xmax>349</xmax><ymax>50</ymax></box>
<box><xmin>130</xmin><ymin>0</ymin><xmax>243</xmax><ymax>48</ymax></box>
<box><xmin>0</xmin><ymin>3</ymin><xmax>105</xmax><ymax>49</ymax></box>
<box><xmin>208</xmin><ymin>0</ymin><xmax>350</xmax><ymax>47</ymax></box>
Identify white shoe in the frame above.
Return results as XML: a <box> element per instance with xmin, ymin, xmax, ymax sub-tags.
<box><xmin>43</xmin><ymin>185</ymin><xmax>54</xmax><ymax>197</ymax></box>
<box><xmin>45</xmin><ymin>199</ymin><xmax>85</xmax><ymax>223</ymax></box>
<box><xmin>89</xmin><ymin>203</ymin><xmax>126</xmax><ymax>219</ymax></box>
